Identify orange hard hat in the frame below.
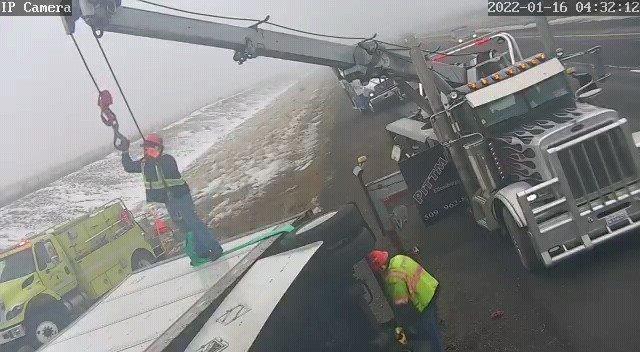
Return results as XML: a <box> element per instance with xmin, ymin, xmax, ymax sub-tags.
<box><xmin>142</xmin><ymin>133</ymin><xmax>163</xmax><ymax>147</ymax></box>
<box><xmin>367</xmin><ymin>250</ymin><xmax>389</xmax><ymax>273</ymax></box>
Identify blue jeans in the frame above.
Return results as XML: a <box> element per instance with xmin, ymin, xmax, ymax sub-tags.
<box><xmin>414</xmin><ymin>302</ymin><xmax>444</xmax><ymax>352</ymax></box>
<box><xmin>165</xmin><ymin>193</ymin><xmax>223</xmax><ymax>258</ymax></box>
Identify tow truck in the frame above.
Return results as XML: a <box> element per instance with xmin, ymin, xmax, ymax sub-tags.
<box><xmin>41</xmin><ymin>1</ymin><xmax>640</xmax><ymax>350</ymax></box>
<box><xmin>339</xmin><ymin>77</ymin><xmax>404</xmax><ymax>113</ymax></box>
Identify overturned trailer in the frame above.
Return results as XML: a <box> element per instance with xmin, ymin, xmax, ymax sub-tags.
<box><xmin>40</xmin><ymin>206</ymin><xmax>398</xmax><ymax>352</ymax></box>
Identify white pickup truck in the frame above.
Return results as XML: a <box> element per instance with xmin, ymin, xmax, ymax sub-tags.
<box><xmin>39</xmin><ymin>204</ymin><xmax>398</xmax><ymax>352</ymax></box>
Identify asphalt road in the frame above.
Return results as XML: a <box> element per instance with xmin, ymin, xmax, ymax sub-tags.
<box><xmin>319</xmin><ymin>21</ymin><xmax>640</xmax><ymax>352</ymax></box>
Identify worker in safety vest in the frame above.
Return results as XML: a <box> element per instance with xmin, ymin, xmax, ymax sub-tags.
<box><xmin>367</xmin><ymin>250</ymin><xmax>444</xmax><ymax>352</ymax></box>
<box><xmin>122</xmin><ymin>133</ymin><xmax>223</xmax><ymax>262</ymax></box>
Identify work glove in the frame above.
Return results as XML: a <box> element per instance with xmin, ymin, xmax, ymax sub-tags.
<box><xmin>114</xmin><ymin>132</ymin><xmax>130</xmax><ymax>152</ymax></box>
<box><xmin>395</xmin><ymin>326</ymin><xmax>408</xmax><ymax>345</ymax></box>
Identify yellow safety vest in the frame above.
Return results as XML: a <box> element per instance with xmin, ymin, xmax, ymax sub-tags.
<box><xmin>384</xmin><ymin>255</ymin><xmax>439</xmax><ymax>313</ymax></box>
<box><xmin>142</xmin><ymin>161</ymin><xmax>186</xmax><ymax>190</ymax></box>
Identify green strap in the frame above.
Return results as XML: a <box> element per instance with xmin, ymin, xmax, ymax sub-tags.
<box><xmin>223</xmin><ymin>224</ymin><xmax>295</xmax><ymax>257</ymax></box>
<box><xmin>187</xmin><ymin>224</ymin><xmax>296</xmax><ymax>267</ymax></box>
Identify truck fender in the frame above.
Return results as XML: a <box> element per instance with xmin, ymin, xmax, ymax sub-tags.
<box><xmin>493</xmin><ymin>182</ymin><xmax>531</xmax><ymax>228</ymax></box>
<box><xmin>25</xmin><ymin>292</ymin><xmax>64</xmax><ymax>317</ymax></box>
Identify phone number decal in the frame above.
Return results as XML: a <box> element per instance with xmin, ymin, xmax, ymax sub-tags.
<box><xmin>488</xmin><ymin>0</ymin><xmax>640</xmax><ymax>15</ymax></box>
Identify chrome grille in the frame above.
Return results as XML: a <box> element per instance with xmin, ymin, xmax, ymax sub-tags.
<box><xmin>557</xmin><ymin>127</ymin><xmax>637</xmax><ymax>206</ymax></box>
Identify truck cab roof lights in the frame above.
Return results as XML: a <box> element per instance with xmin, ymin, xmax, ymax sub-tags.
<box><xmin>465</xmin><ymin>53</ymin><xmax>551</xmax><ymax>92</ymax></box>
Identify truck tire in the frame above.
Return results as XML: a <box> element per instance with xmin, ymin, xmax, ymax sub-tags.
<box><xmin>25</xmin><ymin>305</ymin><xmax>69</xmax><ymax>347</ymax></box>
<box><xmin>502</xmin><ymin>207</ymin><xmax>540</xmax><ymax>271</ymax></box>
<box><xmin>131</xmin><ymin>250</ymin><xmax>156</xmax><ymax>271</ymax></box>
<box><xmin>280</xmin><ymin>204</ymin><xmax>365</xmax><ymax>250</ymax></box>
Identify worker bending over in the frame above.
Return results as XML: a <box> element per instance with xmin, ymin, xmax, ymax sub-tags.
<box><xmin>367</xmin><ymin>250</ymin><xmax>444</xmax><ymax>352</ymax></box>
<box><xmin>122</xmin><ymin>133</ymin><xmax>223</xmax><ymax>261</ymax></box>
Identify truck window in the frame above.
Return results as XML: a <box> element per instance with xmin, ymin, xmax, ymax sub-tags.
<box><xmin>34</xmin><ymin>241</ymin><xmax>57</xmax><ymax>270</ymax></box>
<box><xmin>475</xmin><ymin>74</ymin><xmax>572</xmax><ymax>127</ymax></box>
<box><xmin>44</xmin><ymin>241</ymin><xmax>59</xmax><ymax>260</ymax></box>
<box><xmin>477</xmin><ymin>93</ymin><xmax>529</xmax><ymax>127</ymax></box>
<box><xmin>524</xmin><ymin>75</ymin><xmax>572</xmax><ymax>109</ymax></box>
<box><xmin>0</xmin><ymin>250</ymin><xmax>36</xmax><ymax>283</ymax></box>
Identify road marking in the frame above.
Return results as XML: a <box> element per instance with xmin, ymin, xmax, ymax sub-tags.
<box><xmin>632</xmin><ymin>70</ymin><xmax>640</xmax><ymax>74</ymax></box>
<box><xmin>515</xmin><ymin>32</ymin><xmax>640</xmax><ymax>39</ymax></box>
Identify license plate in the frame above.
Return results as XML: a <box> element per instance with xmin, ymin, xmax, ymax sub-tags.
<box><xmin>605</xmin><ymin>209</ymin><xmax>630</xmax><ymax>228</ymax></box>
<box><xmin>0</xmin><ymin>324</ymin><xmax>25</xmax><ymax>343</ymax></box>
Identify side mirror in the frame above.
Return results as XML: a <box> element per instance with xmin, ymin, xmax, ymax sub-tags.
<box><xmin>572</xmin><ymin>72</ymin><xmax>593</xmax><ymax>87</ymax></box>
<box><xmin>391</xmin><ymin>145</ymin><xmax>402</xmax><ymax>162</ymax></box>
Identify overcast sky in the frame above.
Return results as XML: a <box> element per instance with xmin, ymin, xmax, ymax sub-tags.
<box><xmin>0</xmin><ymin>0</ymin><xmax>479</xmax><ymax>187</ymax></box>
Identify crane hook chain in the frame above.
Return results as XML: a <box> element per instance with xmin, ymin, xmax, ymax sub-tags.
<box><xmin>98</xmin><ymin>90</ymin><xmax>130</xmax><ymax>151</ymax></box>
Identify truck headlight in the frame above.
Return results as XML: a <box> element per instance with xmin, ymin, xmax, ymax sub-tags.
<box><xmin>5</xmin><ymin>304</ymin><xmax>24</xmax><ymax>321</ymax></box>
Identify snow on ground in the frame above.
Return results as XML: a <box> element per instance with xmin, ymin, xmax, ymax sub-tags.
<box><xmin>0</xmin><ymin>80</ymin><xmax>295</xmax><ymax>249</ymax></box>
<box><xmin>190</xmin><ymin>84</ymin><xmax>328</xmax><ymax>224</ymax></box>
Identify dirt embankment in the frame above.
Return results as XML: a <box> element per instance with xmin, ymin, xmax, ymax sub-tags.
<box><xmin>186</xmin><ymin>72</ymin><xmax>342</xmax><ymax>237</ymax></box>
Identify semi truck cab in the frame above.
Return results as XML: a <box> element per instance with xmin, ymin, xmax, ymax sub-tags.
<box><xmin>457</xmin><ymin>55</ymin><xmax>640</xmax><ymax>269</ymax></box>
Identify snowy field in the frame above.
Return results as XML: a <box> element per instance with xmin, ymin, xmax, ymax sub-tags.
<box><xmin>0</xmin><ymin>79</ymin><xmax>296</xmax><ymax>249</ymax></box>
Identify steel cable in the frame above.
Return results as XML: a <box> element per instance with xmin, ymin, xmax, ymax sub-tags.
<box><xmin>93</xmin><ymin>35</ymin><xmax>145</xmax><ymax>140</ymax></box>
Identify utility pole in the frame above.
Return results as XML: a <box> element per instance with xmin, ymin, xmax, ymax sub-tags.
<box><xmin>408</xmin><ymin>46</ymin><xmax>479</xmax><ymax>199</ymax></box>
<box><xmin>535</xmin><ymin>16</ymin><xmax>557</xmax><ymax>57</ymax></box>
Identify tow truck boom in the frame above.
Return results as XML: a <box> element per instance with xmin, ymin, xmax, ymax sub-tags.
<box><xmin>64</xmin><ymin>2</ymin><xmax>467</xmax><ymax>86</ymax></box>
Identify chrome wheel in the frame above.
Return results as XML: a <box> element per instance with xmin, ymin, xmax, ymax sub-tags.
<box><xmin>35</xmin><ymin>320</ymin><xmax>59</xmax><ymax>344</ymax></box>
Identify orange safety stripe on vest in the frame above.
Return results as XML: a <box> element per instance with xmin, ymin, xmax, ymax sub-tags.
<box><xmin>387</xmin><ymin>261</ymin><xmax>425</xmax><ymax>295</ymax></box>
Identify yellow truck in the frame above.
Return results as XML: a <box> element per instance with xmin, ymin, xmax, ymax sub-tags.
<box><xmin>0</xmin><ymin>199</ymin><xmax>161</xmax><ymax>351</ymax></box>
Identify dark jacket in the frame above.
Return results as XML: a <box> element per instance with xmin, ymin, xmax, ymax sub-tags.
<box><xmin>122</xmin><ymin>152</ymin><xmax>190</xmax><ymax>203</ymax></box>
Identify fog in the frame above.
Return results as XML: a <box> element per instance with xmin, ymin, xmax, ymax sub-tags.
<box><xmin>0</xmin><ymin>0</ymin><xmax>481</xmax><ymax>188</ymax></box>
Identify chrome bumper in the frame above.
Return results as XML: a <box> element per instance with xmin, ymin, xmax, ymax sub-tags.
<box><xmin>518</xmin><ymin>177</ymin><xmax>640</xmax><ymax>267</ymax></box>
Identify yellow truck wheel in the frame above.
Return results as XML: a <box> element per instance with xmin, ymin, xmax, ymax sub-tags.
<box><xmin>25</xmin><ymin>304</ymin><xmax>70</xmax><ymax>348</ymax></box>
<box><xmin>131</xmin><ymin>249</ymin><xmax>156</xmax><ymax>271</ymax></box>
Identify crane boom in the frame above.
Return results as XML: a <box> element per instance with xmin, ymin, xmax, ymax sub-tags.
<box><xmin>64</xmin><ymin>2</ymin><xmax>467</xmax><ymax>85</ymax></box>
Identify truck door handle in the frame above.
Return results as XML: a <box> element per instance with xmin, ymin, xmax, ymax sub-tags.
<box><xmin>64</xmin><ymin>266</ymin><xmax>70</xmax><ymax>274</ymax></box>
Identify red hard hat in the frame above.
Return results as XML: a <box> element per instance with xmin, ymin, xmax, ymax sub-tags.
<box><xmin>367</xmin><ymin>250</ymin><xmax>389</xmax><ymax>273</ymax></box>
<box><xmin>143</xmin><ymin>133</ymin><xmax>163</xmax><ymax>147</ymax></box>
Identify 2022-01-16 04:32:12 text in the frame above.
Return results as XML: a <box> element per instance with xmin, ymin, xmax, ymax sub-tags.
<box><xmin>488</xmin><ymin>0</ymin><xmax>640</xmax><ymax>16</ymax></box>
